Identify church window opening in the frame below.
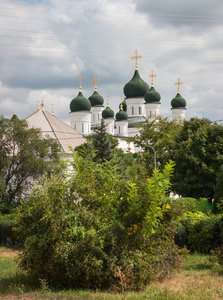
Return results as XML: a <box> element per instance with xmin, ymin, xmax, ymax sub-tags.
<box><xmin>82</xmin><ymin>123</ymin><xmax>84</xmax><ymax>133</ymax></box>
<box><xmin>119</xmin><ymin>126</ymin><xmax>121</xmax><ymax>134</ymax></box>
<box><xmin>132</xmin><ymin>107</ymin><xmax>134</xmax><ymax>115</ymax></box>
<box><xmin>139</xmin><ymin>106</ymin><xmax>142</xmax><ymax>115</ymax></box>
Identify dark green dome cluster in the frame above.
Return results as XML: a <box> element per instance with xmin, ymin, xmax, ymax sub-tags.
<box><xmin>144</xmin><ymin>87</ymin><xmax>161</xmax><ymax>103</ymax></box>
<box><xmin>102</xmin><ymin>107</ymin><xmax>114</xmax><ymax>119</ymax></box>
<box><xmin>171</xmin><ymin>93</ymin><xmax>186</xmax><ymax>109</ymax></box>
<box><xmin>70</xmin><ymin>92</ymin><xmax>91</xmax><ymax>112</ymax></box>
<box><xmin>88</xmin><ymin>91</ymin><xmax>104</xmax><ymax>107</ymax></box>
<box><xmin>124</xmin><ymin>70</ymin><xmax>149</xmax><ymax>98</ymax></box>
<box><xmin>116</xmin><ymin>109</ymin><xmax>128</xmax><ymax>121</ymax></box>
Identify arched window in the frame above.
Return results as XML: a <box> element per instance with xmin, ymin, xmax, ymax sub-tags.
<box><xmin>132</xmin><ymin>107</ymin><xmax>134</xmax><ymax>115</ymax></box>
<box><xmin>139</xmin><ymin>106</ymin><xmax>142</xmax><ymax>115</ymax></box>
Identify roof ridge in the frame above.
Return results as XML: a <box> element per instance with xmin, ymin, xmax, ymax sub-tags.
<box><xmin>43</xmin><ymin>110</ymin><xmax>65</xmax><ymax>153</ymax></box>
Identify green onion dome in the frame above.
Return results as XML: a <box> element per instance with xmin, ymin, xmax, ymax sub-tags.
<box><xmin>11</xmin><ymin>112</ymin><xmax>18</xmax><ymax>120</ymax></box>
<box><xmin>70</xmin><ymin>92</ymin><xmax>91</xmax><ymax>112</ymax></box>
<box><xmin>124</xmin><ymin>70</ymin><xmax>149</xmax><ymax>98</ymax></box>
<box><xmin>116</xmin><ymin>109</ymin><xmax>128</xmax><ymax>121</ymax></box>
<box><xmin>144</xmin><ymin>87</ymin><xmax>161</xmax><ymax>103</ymax></box>
<box><xmin>88</xmin><ymin>91</ymin><xmax>104</xmax><ymax>107</ymax></box>
<box><xmin>102</xmin><ymin>106</ymin><xmax>114</xmax><ymax>119</ymax></box>
<box><xmin>171</xmin><ymin>93</ymin><xmax>186</xmax><ymax>109</ymax></box>
<box><xmin>119</xmin><ymin>99</ymin><xmax>127</xmax><ymax>112</ymax></box>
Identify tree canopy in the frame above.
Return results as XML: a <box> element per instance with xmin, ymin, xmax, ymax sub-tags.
<box><xmin>75</xmin><ymin>118</ymin><xmax>118</xmax><ymax>162</ymax></box>
<box><xmin>170</xmin><ymin>118</ymin><xmax>223</xmax><ymax>200</ymax></box>
<box><xmin>131</xmin><ymin>117</ymin><xmax>181</xmax><ymax>173</ymax></box>
<box><xmin>0</xmin><ymin>115</ymin><xmax>62</xmax><ymax>204</ymax></box>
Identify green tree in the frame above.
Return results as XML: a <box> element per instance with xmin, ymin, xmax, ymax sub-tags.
<box><xmin>75</xmin><ymin>118</ymin><xmax>118</xmax><ymax>162</ymax></box>
<box><xmin>213</xmin><ymin>165</ymin><xmax>223</xmax><ymax>213</ymax></box>
<box><xmin>131</xmin><ymin>117</ymin><xmax>181</xmax><ymax>173</ymax></box>
<box><xmin>171</xmin><ymin>118</ymin><xmax>223</xmax><ymax>199</ymax></box>
<box><xmin>0</xmin><ymin>115</ymin><xmax>62</xmax><ymax>204</ymax></box>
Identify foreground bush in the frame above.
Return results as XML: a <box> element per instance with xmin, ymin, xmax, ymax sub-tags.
<box><xmin>0</xmin><ymin>214</ymin><xmax>17</xmax><ymax>245</ymax></box>
<box><xmin>15</xmin><ymin>155</ymin><xmax>186</xmax><ymax>290</ymax></box>
<box><xmin>175</xmin><ymin>212</ymin><xmax>223</xmax><ymax>253</ymax></box>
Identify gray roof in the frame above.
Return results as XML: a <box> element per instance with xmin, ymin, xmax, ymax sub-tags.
<box><xmin>26</xmin><ymin>109</ymin><xmax>86</xmax><ymax>155</ymax></box>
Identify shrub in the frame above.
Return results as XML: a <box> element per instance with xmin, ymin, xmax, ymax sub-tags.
<box><xmin>171</xmin><ymin>197</ymin><xmax>211</xmax><ymax>215</ymax></box>
<box><xmin>15</xmin><ymin>157</ymin><xmax>186</xmax><ymax>290</ymax></box>
<box><xmin>0</xmin><ymin>214</ymin><xmax>17</xmax><ymax>245</ymax></box>
<box><xmin>175</xmin><ymin>212</ymin><xmax>223</xmax><ymax>253</ymax></box>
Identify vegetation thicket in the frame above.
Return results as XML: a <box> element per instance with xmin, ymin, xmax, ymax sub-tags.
<box><xmin>0</xmin><ymin>115</ymin><xmax>62</xmax><ymax>210</ymax></box>
<box><xmin>15</xmin><ymin>149</ymin><xmax>187</xmax><ymax>290</ymax></box>
<box><xmin>2</xmin><ymin>117</ymin><xmax>223</xmax><ymax>291</ymax></box>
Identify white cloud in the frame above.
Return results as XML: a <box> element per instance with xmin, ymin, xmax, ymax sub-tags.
<box><xmin>0</xmin><ymin>0</ymin><xmax>223</xmax><ymax>125</ymax></box>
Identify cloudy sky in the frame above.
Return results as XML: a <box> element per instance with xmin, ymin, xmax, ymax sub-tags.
<box><xmin>1</xmin><ymin>0</ymin><xmax>223</xmax><ymax>124</ymax></box>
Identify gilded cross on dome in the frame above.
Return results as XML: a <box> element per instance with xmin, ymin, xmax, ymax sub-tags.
<box><xmin>91</xmin><ymin>74</ymin><xmax>100</xmax><ymax>91</ymax></box>
<box><xmin>175</xmin><ymin>78</ymin><xmax>183</xmax><ymax>93</ymax></box>
<box><xmin>40</xmin><ymin>99</ymin><xmax>44</xmax><ymax>111</ymax></box>
<box><xmin>76</xmin><ymin>74</ymin><xmax>85</xmax><ymax>92</ymax></box>
<box><xmin>35</xmin><ymin>99</ymin><xmax>40</xmax><ymax>111</ymax></box>
<box><xmin>148</xmin><ymin>70</ymin><xmax>157</xmax><ymax>87</ymax></box>
<box><xmin>120</xmin><ymin>98</ymin><xmax>123</xmax><ymax>110</ymax></box>
<box><xmin>51</xmin><ymin>102</ymin><xmax>55</xmax><ymax>116</ymax></box>
<box><xmin>106</xmin><ymin>94</ymin><xmax>110</xmax><ymax>107</ymax></box>
<box><xmin>131</xmin><ymin>49</ymin><xmax>142</xmax><ymax>70</ymax></box>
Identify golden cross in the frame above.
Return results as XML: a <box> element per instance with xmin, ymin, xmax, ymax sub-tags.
<box><xmin>35</xmin><ymin>99</ymin><xmax>40</xmax><ymax>111</ymax></box>
<box><xmin>51</xmin><ymin>102</ymin><xmax>55</xmax><ymax>115</ymax></box>
<box><xmin>120</xmin><ymin>98</ymin><xmax>123</xmax><ymax>110</ymax></box>
<box><xmin>175</xmin><ymin>78</ymin><xmax>183</xmax><ymax>93</ymax></box>
<box><xmin>148</xmin><ymin>70</ymin><xmax>157</xmax><ymax>87</ymax></box>
<box><xmin>131</xmin><ymin>49</ymin><xmax>142</xmax><ymax>70</ymax></box>
<box><xmin>91</xmin><ymin>74</ymin><xmax>100</xmax><ymax>91</ymax></box>
<box><xmin>76</xmin><ymin>74</ymin><xmax>85</xmax><ymax>92</ymax></box>
<box><xmin>106</xmin><ymin>94</ymin><xmax>110</xmax><ymax>107</ymax></box>
<box><xmin>40</xmin><ymin>99</ymin><xmax>44</xmax><ymax>111</ymax></box>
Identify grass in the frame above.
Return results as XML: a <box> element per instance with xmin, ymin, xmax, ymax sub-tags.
<box><xmin>0</xmin><ymin>246</ymin><xmax>223</xmax><ymax>299</ymax></box>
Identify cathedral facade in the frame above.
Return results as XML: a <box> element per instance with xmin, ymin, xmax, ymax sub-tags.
<box><xmin>69</xmin><ymin>51</ymin><xmax>187</xmax><ymax>142</ymax></box>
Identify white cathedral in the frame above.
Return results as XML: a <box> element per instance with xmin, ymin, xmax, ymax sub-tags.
<box><xmin>23</xmin><ymin>50</ymin><xmax>187</xmax><ymax>155</ymax></box>
<box><xmin>69</xmin><ymin>50</ymin><xmax>187</xmax><ymax>139</ymax></box>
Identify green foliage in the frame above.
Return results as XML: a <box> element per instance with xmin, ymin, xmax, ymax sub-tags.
<box><xmin>131</xmin><ymin>117</ymin><xmax>181</xmax><ymax>173</ymax></box>
<box><xmin>0</xmin><ymin>115</ymin><xmax>62</xmax><ymax>203</ymax></box>
<box><xmin>15</xmin><ymin>156</ymin><xmax>185</xmax><ymax>290</ymax></box>
<box><xmin>213</xmin><ymin>165</ymin><xmax>223</xmax><ymax>213</ymax></box>
<box><xmin>210</xmin><ymin>245</ymin><xmax>223</xmax><ymax>265</ymax></box>
<box><xmin>75</xmin><ymin>118</ymin><xmax>118</xmax><ymax>162</ymax></box>
<box><xmin>171</xmin><ymin>197</ymin><xmax>211</xmax><ymax>215</ymax></box>
<box><xmin>175</xmin><ymin>212</ymin><xmax>223</xmax><ymax>253</ymax></box>
<box><xmin>0</xmin><ymin>215</ymin><xmax>17</xmax><ymax>245</ymax></box>
<box><xmin>171</xmin><ymin>118</ymin><xmax>223</xmax><ymax>200</ymax></box>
